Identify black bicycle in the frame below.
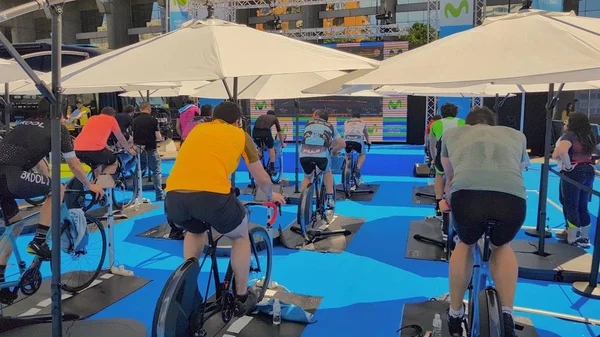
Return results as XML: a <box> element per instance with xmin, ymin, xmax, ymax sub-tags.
<box><xmin>294</xmin><ymin>160</ymin><xmax>347</xmax><ymax>243</ymax></box>
<box><xmin>152</xmin><ymin>201</ymin><xmax>279</xmax><ymax>337</ymax></box>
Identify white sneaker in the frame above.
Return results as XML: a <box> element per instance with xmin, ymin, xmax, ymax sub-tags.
<box><xmin>326</xmin><ymin>198</ymin><xmax>336</xmax><ymax>210</ymax></box>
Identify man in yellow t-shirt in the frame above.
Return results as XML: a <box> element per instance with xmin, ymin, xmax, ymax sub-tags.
<box><xmin>165</xmin><ymin>102</ymin><xmax>286</xmax><ymax>317</ymax></box>
<box><xmin>71</xmin><ymin>99</ymin><xmax>91</xmax><ymax>127</ymax></box>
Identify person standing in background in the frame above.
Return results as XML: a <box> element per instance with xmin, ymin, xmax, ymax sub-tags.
<box><xmin>71</xmin><ymin>99</ymin><xmax>91</xmax><ymax>127</ymax></box>
<box><xmin>133</xmin><ymin>102</ymin><xmax>164</xmax><ymax>201</ymax></box>
<box><xmin>176</xmin><ymin>97</ymin><xmax>199</xmax><ymax>146</ymax></box>
<box><xmin>561</xmin><ymin>102</ymin><xmax>575</xmax><ymax>122</ymax></box>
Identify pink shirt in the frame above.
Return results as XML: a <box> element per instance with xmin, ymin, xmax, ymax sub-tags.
<box><xmin>179</xmin><ymin>105</ymin><xmax>199</xmax><ymax>140</ymax></box>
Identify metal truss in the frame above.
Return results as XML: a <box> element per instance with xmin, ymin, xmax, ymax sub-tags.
<box><xmin>472</xmin><ymin>0</ymin><xmax>486</xmax><ymax>107</ymax></box>
<box><xmin>270</xmin><ymin>23</ymin><xmax>409</xmax><ymax>41</ymax></box>
<box><xmin>190</xmin><ymin>0</ymin><xmax>236</xmax><ymax>21</ymax></box>
<box><xmin>213</xmin><ymin>0</ymin><xmax>358</xmax><ymax>9</ymax></box>
<box><xmin>425</xmin><ymin>0</ymin><xmax>439</xmax><ymax>123</ymax></box>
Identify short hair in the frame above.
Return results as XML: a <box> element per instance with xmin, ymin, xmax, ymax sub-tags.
<box><xmin>139</xmin><ymin>101</ymin><xmax>151</xmax><ymax>112</ymax></box>
<box><xmin>101</xmin><ymin>107</ymin><xmax>116</xmax><ymax>116</ymax></box>
<box><xmin>266</xmin><ymin>110</ymin><xmax>275</xmax><ymax>116</ymax></box>
<box><xmin>314</xmin><ymin>109</ymin><xmax>329</xmax><ymax>121</ymax></box>
<box><xmin>200</xmin><ymin>104</ymin><xmax>213</xmax><ymax>117</ymax></box>
<box><xmin>465</xmin><ymin>107</ymin><xmax>496</xmax><ymax>126</ymax></box>
<box><xmin>123</xmin><ymin>105</ymin><xmax>135</xmax><ymax>114</ymax></box>
<box><xmin>429</xmin><ymin>115</ymin><xmax>442</xmax><ymax>123</ymax></box>
<box><xmin>35</xmin><ymin>98</ymin><xmax>51</xmax><ymax>118</ymax></box>
<box><xmin>440</xmin><ymin>103</ymin><xmax>458</xmax><ymax>118</ymax></box>
<box><xmin>351</xmin><ymin>112</ymin><xmax>361</xmax><ymax>118</ymax></box>
<box><xmin>213</xmin><ymin>101</ymin><xmax>241</xmax><ymax>124</ymax></box>
<box><xmin>184</xmin><ymin>96</ymin><xmax>195</xmax><ymax>105</ymax></box>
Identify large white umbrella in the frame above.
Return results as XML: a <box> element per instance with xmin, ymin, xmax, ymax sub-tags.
<box><xmin>12</xmin><ymin>81</ymin><xmax>183</xmax><ymax>95</ymax></box>
<box><xmin>119</xmin><ymin>81</ymin><xmax>210</xmax><ymax>98</ymax></box>
<box><xmin>29</xmin><ymin>18</ymin><xmax>379</xmax><ymax>94</ymax></box>
<box><xmin>0</xmin><ymin>59</ymin><xmax>30</xmax><ymax>84</ymax></box>
<box><xmin>304</xmin><ymin>10</ymin><xmax>600</xmax><ymax>94</ymax></box>
<box><xmin>191</xmin><ymin>71</ymin><xmax>384</xmax><ymax>99</ymax></box>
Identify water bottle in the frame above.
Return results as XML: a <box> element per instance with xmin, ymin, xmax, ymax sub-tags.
<box><xmin>272</xmin><ymin>298</ymin><xmax>281</xmax><ymax>325</ymax></box>
<box><xmin>432</xmin><ymin>313</ymin><xmax>442</xmax><ymax>337</ymax></box>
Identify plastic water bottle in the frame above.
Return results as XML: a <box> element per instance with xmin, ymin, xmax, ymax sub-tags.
<box><xmin>273</xmin><ymin>298</ymin><xmax>281</xmax><ymax>325</ymax></box>
<box><xmin>432</xmin><ymin>313</ymin><xmax>442</xmax><ymax>337</ymax></box>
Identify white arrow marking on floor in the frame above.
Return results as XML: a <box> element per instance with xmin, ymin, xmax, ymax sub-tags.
<box><xmin>227</xmin><ymin>316</ymin><xmax>253</xmax><ymax>334</ymax></box>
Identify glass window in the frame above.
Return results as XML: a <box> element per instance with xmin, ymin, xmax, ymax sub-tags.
<box><xmin>80</xmin><ymin>10</ymin><xmax>104</xmax><ymax>33</ymax></box>
<box><xmin>131</xmin><ymin>3</ymin><xmax>154</xmax><ymax>28</ymax></box>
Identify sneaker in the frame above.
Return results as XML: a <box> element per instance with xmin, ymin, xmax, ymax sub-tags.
<box><xmin>503</xmin><ymin>312</ymin><xmax>516</xmax><ymax>337</ymax></box>
<box><xmin>156</xmin><ymin>194</ymin><xmax>165</xmax><ymax>202</ymax></box>
<box><xmin>446</xmin><ymin>309</ymin><xmax>464</xmax><ymax>337</ymax></box>
<box><xmin>354</xmin><ymin>168</ymin><xmax>362</xmax><ymax>180</ymax></box>
<box><xmin>326</xmin><ymin>197</ymin><xmax>336</xmax><ymax>211</ymax></box>
<box><xmin>0</xmin><ymin>287</ymin><xmax>17</xmax><ymax>305</ymax></box>
<box><xmin>27</xmin><ymin>241</ymin><xmax>51</xmax><ymax>261</ymax></box>
<box><xmin>576</xmin><ymin>237</ymin><xmax>591</xmax><ymax>249</ymax></box>
<box><xmin>233</xmin><ymin>288</ymin><xmax>258</xmax><ymax>317</ymax></box>
<box><xmin>555</xmin><ymin>230</ymin><xmax>568</xmax><ymax>240</ymax></box>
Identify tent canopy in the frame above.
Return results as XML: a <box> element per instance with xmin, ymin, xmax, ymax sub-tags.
<box><xmin>119</xmin><ymin>81</ymin><xmax>210</xmax><ymax>98</ymax></box>
<box><xmin>0</xmin><ymin>59</ymin><xmax>31</xmax><ymax>84</ymax></box>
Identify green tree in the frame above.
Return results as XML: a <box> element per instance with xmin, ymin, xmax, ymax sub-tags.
<box><xmin>400</xmin><ymin>22</ymin><xmax>437</xmax><ymax>48</ymax></box>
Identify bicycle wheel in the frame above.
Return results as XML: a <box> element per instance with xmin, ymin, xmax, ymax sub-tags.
<box><xmin>341</xmin><ymin>159</ymin><xmax>352</xmax><ymax>198</ymax></box>
<box><xmin>152</xmin><ymin>258</ymin><xmax>204</xmax><ymax>337</ymax></box>
<box><xmin>63</xmin><ymin>176</ymin><xmax>96</xmax><ymax>212</ymax></box>
<box><xmin>56</xmin><ymin>216</ymin><xmax>107</xmax><ymax>293</ymax></box>
<box><xmin>298</xmin><ymin>182</ymin><xmax>315</xmax><ymax>233</ymax></box>
<box><xmin>112</xmin><ymin>175</ymin><xmax>138</xmax><ymax>210</ymax></box>
<box><xmin>270</xmin><ymin>150</ymin><xmax>283</xmax><ymax>184</ymax></box>
<box><xmin>478</xmin><ymin>288</ymin><xmax>505</xmax><ymax>337</ymax></box>
<box><xmin>227</xmin><ymin>227</ymin><xmax>273</xmax><ymax>302</ymax></box>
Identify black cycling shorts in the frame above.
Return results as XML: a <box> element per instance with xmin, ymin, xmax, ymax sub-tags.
<box><xmin>345</xmin><ymin>141</ymin><xmax>363</xmax><ymax>154</ymax></box>
<box><xmin>76</xmin><ymin>149</ymin><xmax>117</xmax><ymax>169</ymax></box>
<box><xmin>0</xmin><ymin>165</ymin><xmax>51</xmax><ymax>221</ymax></box>
<box><xmin>300</xmin><ymin>157</ymin><xmax>328</xmax><ymax>174</ymax></box>
<box><xmin>434</xmin><ymin>139</ymin><xmax>444</xmax><ymax>174</ymax></box>
<box><xmin>165</xmin><ymin>190</ymin><xmax>245</xmax><ymax>235</ymax></box>
<box><xmin>450</xmin><ymin>190</ymin><xmax>526</xmax><ymax>246</ymax></box>
<box><xmin>252</xmin><ymin>128</ymin><xmax>274</xmax><ymax>149</ymax></box>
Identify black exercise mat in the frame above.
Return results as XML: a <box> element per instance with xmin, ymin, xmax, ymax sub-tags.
<box><xmin>137</xmin><ymin>222</ymin><xmax>281</xmax><ymax>256</ymax></box>
<box><xmin>2</xmin><ymin>271</ymin><xmax>150</xmax><ymax>319</ymax></box>
<box><xmin>401</xmin><ymin>301</ymin><xmax>538</xmax><ymax>337</ymax></box>
<box><xmin>279</xmin><ymin>215</ymin><xmax>365</xmax><ymax>253</ymax></box>
<box><xmin>405</xmin><ymin>218</ymin><xmax>447</xmax><ymax>262</ymax></box>
<box><xmin>123</xmin><ymin>175</ymin><xmax>167</xmax><ymax>191</ymax></box>
<box><xmin>412</xmin><ymin>185</ymin><xmax>436</xmax><ymax>205</ymax></box>
<box><xmin>203</xmin><ymin>287</ymin><xmax>322</xmax><ymax>337</ymax></box>
<box><xmin>0</xmin><ymin>318</ymin><xmax>147</xmax><ymax>337</ymax></box>
<box><xmin>87</xmin><ymin>202</ymin><xmax>160</xmax><ymax>224</ymax></box>
<box><xmin>335</xmin><ymin>184</ymin><xmax>380</xmax><ymax>202</ymax></box>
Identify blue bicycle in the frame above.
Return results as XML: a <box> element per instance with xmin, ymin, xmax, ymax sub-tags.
<box><xmin>341</xmin><ymin>141</ymin><xmax>371</xmax><ymax>198</ymax></box>
<box><xmin>0</xmin><ymin>201</ymin><xmax>106</xmax><ymax>307</ymax></box>
<box><xmin>466</xmin><ymin>220</ymin><xmax>504</xmax><ymax>337</ymax></box>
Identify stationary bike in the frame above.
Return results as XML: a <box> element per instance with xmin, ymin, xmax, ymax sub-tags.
<box><xmin>341</xmin><ymin>140</ymin><xmax>372</xmax><ymax>198</ymax></box>
<box><xmin>250</xmin><ymin>137</ymin><xmax>285</xmax><ymax>187</ymax></box>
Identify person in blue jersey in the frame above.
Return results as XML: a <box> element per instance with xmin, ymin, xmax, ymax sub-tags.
<box><xmin>343</xmin><ymin>112</ymin><xmax>371</xmax><ymax>187</ymax></box>
<box><xmin>299</xmin><ymin>109</ymin><xmax>346</xmax><ymax>211</ymax></box>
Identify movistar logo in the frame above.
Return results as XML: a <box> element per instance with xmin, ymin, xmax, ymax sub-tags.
<box><xmin>388</xmin><ymin>100</ymin><xmax>403</xmax><ymax>109</ymax></box>
<box><xmin>254</xmin><ymin>101</ymin><xmax>267</xmax><ymax>110</ymax></box>
<box><xmin>444</xmin><ymin>0</ymin><xmax>469</xmax><ymax>18</ymax></box>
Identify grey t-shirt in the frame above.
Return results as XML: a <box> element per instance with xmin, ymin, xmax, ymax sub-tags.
<box><xmin>441</xmin><ymin>125</ymin><xmax>529</xmax><ymax>200</ymax></box>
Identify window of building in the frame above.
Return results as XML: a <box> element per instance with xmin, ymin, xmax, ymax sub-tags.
<box><xmin>131</xmin><ymin>3</ymin><xmax>154</xmax><ymax>28</ymax></box>
<box><xmin>80</xmin><ymin>9</ymin><xmax>104</xmax><ymax>33</ymax></box>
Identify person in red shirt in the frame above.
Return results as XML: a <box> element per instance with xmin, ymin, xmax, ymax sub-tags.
<box><xmin>74</xmin><ymin>107</ymin><xmax>135</xmax><ymax>177</ymax></box>
<box><xmin>425</xmin><ymin>115</ymin><xmax>442</xmax><ymax>163</ymax></box>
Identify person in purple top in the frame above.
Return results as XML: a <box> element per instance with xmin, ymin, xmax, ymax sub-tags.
<box><xmin>176</xmin><ymin>97</ymin><xmax>200</xmax><ymax>145</ymax></box>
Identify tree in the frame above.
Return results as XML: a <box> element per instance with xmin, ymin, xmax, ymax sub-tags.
<box><xmin>400</xmin><ymin>22</ymin><xmax>437</xmax><ymax>48</ymax></box>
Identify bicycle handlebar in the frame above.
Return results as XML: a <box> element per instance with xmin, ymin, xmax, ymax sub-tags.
<box><xmin>243</xmin><ymin>201</ymin><xmax>280</xmax><ymax>227</ymax></box>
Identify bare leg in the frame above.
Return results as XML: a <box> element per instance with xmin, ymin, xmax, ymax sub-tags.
<box><xmin>301</xmin><ymin>174</ymin><xmax>312</xmax><ymax>190</ymax></box>
<box><xmin>230</xmin><ymin>235</ymin><xmax>251</xmax><ymax>295</ymax></box>
<box><xmin>101</xmin><ymin>163</ymin><xmax>118</xmax><ymax>175</ymax></box>
<box><xmin>268</xmin><ymin>148</ymin><xmax>276</xmax><ymax>165</ymax></box>
<box><xmin>449</xmin><ymin>242</ymin><xmax>474</xmax><ymax>311</ymax></box>
<box><xmin>435</xmin><ymin>173</ymin><xmax>445</xmax><ymax>200</ymax></box>
<box><xmin>323</xmin><ymin>171</ymin><xmax>334</xmax><ymax>194</ymax></box>
<box><xmin>183</xmin><ymin>232</ymin><xmax>206</xmax><ymax>260</ymax></box>
<box><xmin>357</xmin><ymin>154</ymin><xmax>366</xmax><ymax>169</ymax></box>
<box><xmin>490</xmin><ymin>244</ymin><xmax>518</xmax><ymax>309</ymax></box>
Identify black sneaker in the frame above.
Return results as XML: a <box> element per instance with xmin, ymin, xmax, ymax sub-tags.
<box><xmin>503</xmin><ymin>313</ymin><xmax>516</xmax><ymax>337</ymax></box>
<box><xmin>233</xmin><ymin>288</ymin><xmax>258</xmax><ymax>317</ymax></box>
<box><xmin>0</xmin><ymin>287</ymin><xmax>17</xmax><ymax>305</ymax></box>
<box><xmin>446</xmin><ymin>309</ymin><xmax>464</xmax><ymax>337</ymax></box>
<box><xmin>27</xmin><ymin>241</ymin><xmax>52</xmax><ymax>261</ymax></box>
<box><xmin>156</xmin><ymin>194</ymin><xmax>165</xmax><ymax>202</ymax></box>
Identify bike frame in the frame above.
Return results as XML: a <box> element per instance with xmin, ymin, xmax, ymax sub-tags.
<box><xmin>470</xmin><ymin>225</ymin><xmax>494</xmax><ymax>337</ymax></box>
<box><xmin>0</xmin><ymin>225</ymin><xmax>28</xmax><ymax>290</ymax></box>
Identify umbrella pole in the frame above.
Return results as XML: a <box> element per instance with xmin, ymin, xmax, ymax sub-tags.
<box><xmin>534</xmin><ymin>83</ymin><xmax>565</xmax><ymax>255</ymax></box>
<box><xmin>231</xmin><ymin>77</ymin><xmax>238</xmax><ymax>187</ymax></box>
<box><xmin>4</xmin><ymin>84</ymin><xmax>9</xmax><ymax>133</ymax></box>
<box><xmin>146</xmin><ymin>90</ymin><xmax>150</xmax><ymax>101</ymax></box>
<box><xmin>519</xmin><ymin>88</ymin><xmax>526</xmax><ymax>132</ymax></box>
<box><xmin>294</xmin><ymin>99</ymin><xmax>300</xmax><ymax>193</ymax></box>
<box><xmin>588</xmin><ymin>90</ymin><xmax>592</xmax><ymax>118</ymax></box>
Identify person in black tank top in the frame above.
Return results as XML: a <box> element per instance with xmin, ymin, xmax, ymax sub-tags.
<box><xmin>251</xmin><ymin>110</ymin><xmax>286</xmax><ymax>174</ymax></box>
<box><xmin>0</xmin><ymin>99</ymin><xmax>104</xmax><ymax>292</ymax></box>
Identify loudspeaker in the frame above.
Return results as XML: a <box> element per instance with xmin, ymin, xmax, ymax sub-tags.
<box><xmin>414</xmin><ymin>163</ymin><xmax>432</xmax><ymax>177</ymax></box>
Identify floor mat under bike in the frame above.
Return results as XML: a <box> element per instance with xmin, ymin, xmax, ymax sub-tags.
<box><xmin>87</xmin><ymin>202</ymin><xmax>160</xmax><ymax>224</ymax></box>
<box><xmin>412</xmin><ymin>185</ymin><xmax>436</xmax><ymax>205</ymax></box>
<box><xmin>0</xmin><ymin>318</ymin><xmax>147</xmax><ymax>337</ymax></box>
<box><xmin>279</xmin><ymin>215</ymin><xmax>366</xmax><ymax>253</ymax></box>
<box><xmin>335</xmin><ymin>183</ymin><xmax>380</xmax><ymax>202</ymax></box>
<box><xmin>1</xmin><ymin>271</ymin><xmax>150</xmax><ymax>319</ymax></box>
<box><xmin>202</xmin><ymin>287</ymin><xmax>323</xmax><ymax>337</ymax></box>
<box><xmin>136</xmin><ymin>222</ymin><xmax>281</xmax><ymax>256</ymax></box>
<box><xmin>400</xmin><ymin>300</ymin><xmax>539</xmax><ymax>337</ymax></box>
<box><xmin>405</xmin><ymin>217</ymin><xmax>448</xmax><ymax>262</ymax></box>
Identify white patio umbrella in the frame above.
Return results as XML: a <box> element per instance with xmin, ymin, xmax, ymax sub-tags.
<box><xmin>120</xmin><ymin>81</ymin><xmax>210</xmax><ymax>98</ymax></box>
<box><xmin>0</xmin><ymin>59</ymin><xmax>30</xmax><ymax>84</ymax></box>
<box><xmin>12</xmin><ymin>80</ymin><xmax>183</xmax><ymax>95</ymax></box>
<box><xmin>303</xmin><ymin>10</ymin><xmax>600</xmax><ymax>94</ymax></box>
<box><xmin>27</xmin><ymin>18</ymin><xmax>379</xmax><ymax>97</ymax></box>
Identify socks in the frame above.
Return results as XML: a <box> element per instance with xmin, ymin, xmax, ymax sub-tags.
<box><xmin>33</xmin><ymin>224</ymin><xmax>50</xmax><ymax>244</ymax></box>
<box><xmin>237</xmin><ymin>292</ymin><xmax>248</xmax><ymax>303</ymax></box>
<box><xmin>449</xmin><ymin>305</ymin><xmax>464</xmax><ymax>318</ymax></box>
<box><xmin>269</xmin><ymin>162</ymin><xmax>275</xmax><ymax>171</ymax></box>
<box><xmin>580</xmin><ymin>225</ymin><xmax>590</xmax><ymax>240</ymax></box>
<box><xmin>567</xmin><ymin>226</ymin><xmax>579</xmax><ymax>243</ymax></box>
<box><xmin>502</xmin><ymin>306</ymin><xmax>514</xmax><ymax>318</ymax></box>
<box><xmin>0</xmin><ymin>264</ymin><xmax>6</xmax><ymax>282</ymax></box>
<box><xmin>326</xmin><ymin>193</ymin><xmax>334</xmax><ymax>201</ymax></box>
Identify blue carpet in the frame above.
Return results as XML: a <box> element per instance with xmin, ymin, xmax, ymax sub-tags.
<box><xmin>4</xmin><ymin>144</ymin><xmax>600</xmax><ymax>337</ymax></box>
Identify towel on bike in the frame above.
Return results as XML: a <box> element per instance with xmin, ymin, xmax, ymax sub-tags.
<box><xmin>255</xmin><ymin>299</ymin><xmax>316</xmax><ymax>323</ymax></box>
<box><xmin>60</xmin><ymin>205</ymin><xmax>88</xmax><ymax>253</ymax></box>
